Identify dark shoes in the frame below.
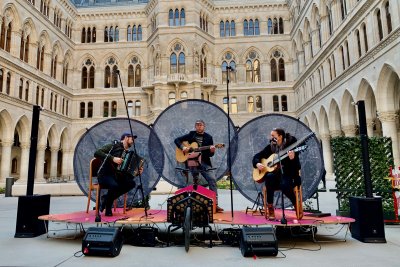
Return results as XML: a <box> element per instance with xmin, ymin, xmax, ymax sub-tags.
<box><xmin>216</xmin><ymin>206</ymin><xmax>224</xmax><ymax>213</ymax></box>
<box><xmin>105</xmin><ymin>208</ymin><xmax>113</xmax><ymax>217</ymax></box>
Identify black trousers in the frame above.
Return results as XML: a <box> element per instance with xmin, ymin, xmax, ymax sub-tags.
<box><xmin>264</xmin><ymin>172</ymin><xmax>300</xmax><ymax>207</ymax></box>
<box><xmin>98</xmin><ymin>172</ymin><xmax>136</xmax><ymax>209</ymax></box>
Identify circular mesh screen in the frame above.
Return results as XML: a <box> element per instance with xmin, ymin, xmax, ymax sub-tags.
<box><xmin>152</xmin><ymin>100</ymin><xmax>238</xmax><ymax>188</ymax></box>
<box><xmin>231</xmin><ymin>114</ymin><xmax>324</xmax><ymax>208</ymax></box>
<box><xmin>73</xmin><ymin>118</ymin><xmax>163</xmax><ymax>207</ymax></box>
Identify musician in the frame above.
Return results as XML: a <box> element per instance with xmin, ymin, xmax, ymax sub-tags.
<box><xmin>174</xmin><ymin>119</ymin><xmax>224</xmax><ymax>212</ymax></box>
<box><xmin>252</xmin><ymin>128</ymin><xmax>301</xmax><ymax>220</ymax></box>
<box><xmin>94</xmin><ymin>132</ymin><xmax>143</xmax><ymax>216</ymax></box>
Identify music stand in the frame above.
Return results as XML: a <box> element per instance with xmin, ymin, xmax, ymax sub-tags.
<box><xmin>245</xmin><ymin>188</ymin><xmax>265</xmax><ymax>216</ymax></box>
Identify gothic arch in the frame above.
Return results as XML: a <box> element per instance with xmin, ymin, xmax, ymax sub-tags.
<box><xmin>13</xmin><ymin>115</ymin><xmax>30</xmax><ymax>144</ymax></box>
<box><xmin>0</xmin><ymin>109</ymin><xmax>13</xmax><ymax>141</ymax></box>
<box><xmin>241</xmin><ymin>46</ymin><xmax>264</xmax><ymax>62</ymax></box>
<box><xmin>2</xmin><ymin>3</ymin><xmax>21</xmax><ymax>30</ymax></box>
<box><xmin>309</xmin><ymin>111</ymin><xmax>320</xmax><ymax>135</ymax></box>
<box><xmin>78</xmin><ymin>54</ymin><xmax>97</xmax><ymax>70</ymax></box>
<box><xmin>340</xmin><ymin>90</ymin><xmax>357</xmax><ymax>128</ymax></box>
<box><xmin>21</xmin><ymin>18</ymin><xmax>38</xmax><ymax>44</ymax></box>
<box><xmin>217</xmin><ymin>48</ymin><xmax>239</xmax><ymax>65</ymax></box>
<box><xmin>60</xmin><ymin>127</ymin><xmax>71</xmax><ymax>151</ymax></box>
<box><xmin>376</xmin><ymin>64</ymin><xmax>400</xmax><ymax>112</ymax></box>
<box><xmin>37</xmin><ymin>120</ymin><xmax>46</xmax><ymax>147</ymax></box>
<box><xmin>328</xmin><ymin>99</ymin><xmax>342</xmax><ymax>133</ymax></box>
<box><xmin>357</xmin><ymin>78</ymin><xmax>378</xmax><ymax>120</ymax></box>
<box><xmin>318</xmin><ymin>106</ymin><xmax>330</xmax><ymax>135</ymax></box>
<box><xmin>47</xmin><ymin>124</ymin><xmax>60</xmax><ymax>149</ymax></box>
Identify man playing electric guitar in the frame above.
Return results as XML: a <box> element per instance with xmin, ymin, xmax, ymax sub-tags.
<box><xmin>174</xmin><ymin>119</ymin><xmax>224</xmax><ymax>212</ymax></box>
<box><xmin>252</xmin><ymin>128</ymin><xmax>302</xmax><ymax>220</ymax></box>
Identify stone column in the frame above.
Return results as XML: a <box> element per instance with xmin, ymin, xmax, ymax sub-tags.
<box><xmin>0</xmin><ymin>140</ymin><xmax>13</xmax><ymax>184</ymax></box>
<box><xmin>17</xmin><ymin>142</ymin><xmax>30</xmax><ymax>183</ymax></box>
<box><xmin>35</xmin><ymin>145</ymin><xmax>46</xmax><ymax>182</ymax></box>
<box><xmin>378</xmin><ymin>111</ymin><xmax>400</xmax><ymax>166</ymax></box>
<box><xmin>366</xmin><ymin>119</ymin><xmax>375</xmax><ymax>137</ymax></box>
<box><xmin>297</xmin><ymin>51</ymin><xmax>305</xmax><ymax>73</ymax></box>
<box><xmin>320</xmin><ymin>134</ymin><xmax>334</xmax><ymax>178</ymax></box>
<box><xmin>342</xmin><ymin>125</ymin><xmax>357</xmax><ymax>137</ymax></box>
<box><xmin>49</xmin><ymin>147</ymin><xmax>59</xmax><ymax>179</ymax></box>
<box><xmin>61</xmin><ymin>149</ymin><xmax>73</xmax><ymax>181</ymax></box>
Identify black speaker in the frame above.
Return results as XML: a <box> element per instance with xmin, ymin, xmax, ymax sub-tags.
<box><xmin>15</xmin><ymin>194</ymin><xmax>51</xmax><ymax>238</ymax></box>
<box><xmin>82</xmin><ymin>227</ymin><xmax>124</xmax><ymax>257</ymax></box>
<box><xmin>240</xmin><ymin>227</ymin><xmax>278</xmax><ymax>257</ymax></box>
<box><xmin>130</xmin><ymin>227</ymin><xmax>158</xmax><ymax>247</ymax></box>
<box><xmin>349</xmin><ymin>196</ymin><xmax>386</xmax><ymax>243</ymax></box>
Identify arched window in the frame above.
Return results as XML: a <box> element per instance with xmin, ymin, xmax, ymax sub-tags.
<box><xmin>220</xmin><ymin>21</ymin><xmax>224</xmax><ymax>37</ymax></box>
<box><xmin>92</xmin><ymin>27</ymin><xmax>96</xmax><ymax>42</ymax></box>
<box><xmin>340</xmin><ymin>0</ymin><xmax>347</xmax><ymax>21</ymax></box>
<box><xmin>63</xmin><ymin>63</ymin><xmax>68</xmax><ymax>85</ymax></box>
<box><xmin>25</xmin><ymin>81</ymin><xmax>29</xmax><ymax>102</ymax></box>
<box><xmin>104</xmin><ymin>26</ymin><xmax>108</xmax><ymax>42</ymax></box>
<box><xmin>0</xmin><ymin>69</ymin><xmax>3</xmax><ymax>92</ymax></box>
<box><xmin>6</xmin><ymin>72</ymin><xmax>11</xmax><ymax>94</ymax></box>
<box><xmin>279</xmin><ymin>18</ymin><xmax>284</xmax><ymax>34</ymax></box>
<box><xmin>128</xmin><ymin>56</ymin><xmax>142</xmax><ymax>87</ymax></box>
<box><xmin>273</xmin><ymin>18</ymin><xmax>278</xmax><ymax>34</ymax></box>
<box><xmin>362</xmin><ymin>24</ymin><xmax>368</xmax><ymax>52</ymax></box>
<box><xmin>376</xmin><ymin>9</ymin><xmax>383</xmax><ymax>41</ymax></box>
<box><xmin>104</xmin><ymin>57</ymin><xmax>118</xmax><ymax>88</ymax></box>
<box><xmin>80</xmin><ymin>102</ymin><xmax>85</xmax><ymax>118</ymax></box>
<box><xmin>340</xmin><ymin>46</ymin><xmax>345</xmax><ymax>71</ymax></box>
<box><xmin>247</xmin><ymin>96</ymin><xmax>254</xmax><ymax>112</ymax></box>
<box><xmin>175</xmin><ymin>9</ymin><xmax>180</xmax><ymax>26</ymax></box>
<box><xmin>81</xmin><ymin>59</ymin><xmax>95</xmax><ymax>89</ymax></box>
<box><xmin>243</xmin><ymin>20</ymin><xmax>248</xmax><ymax>36</ymax></box>
<box><xmin>170</xmin><ymin>43</ymin><xmax>185</xmax><ymax>74</ymax></box>
<box><xmin>168</xmin><ymin>92</ymin><xmax>176</xmax><ymax>105</ymax></box>
<box><xmin>20</xmin><ymin>32</ymin><xmax>30</xmax><ymax>63</ymax></box>
<box><xmin>356</xmin><ymin>30</ymin><xmax>362</xmax><ymax>57</ymax></box>
<box><xmin>87</xmin><ymin>102</ymin><xmax>93</xmax><ymax>118</ymax></box>
<box><xmin>0</xmin><ymin>19</ymin><xmax>12</xmax><ymax>52</ymax></box>
<box><xmin>200</xmin><ymin>48</ymin><xmax>207</xmax><ymax>78</ymax></box>
<box><xmin>221</xmin><ymin>52</ymin><xmax>236</xmax><ymax>84</ymax></box>
<box><xmin>180</xmin><ymin>91</ymin><xmax>188</xmax><ymax>100</ymax></box>
<box><xmin>327</xmin><ymin>58</ymin><xmax>333</xmax><ymax>81</ymax></box>
<box><xmin>231</xmin><ymin>20</ymin><xmax>236</xmax><ymax>36</ymax></box>
<box><xmin>254</xmin><ymin>19</ymin><xmax>260</xmax><ymax>35</ymax></box>
<box><xmin>255</xmin><ymin>96</ymin><xmax>262</xmax><ymax>112</ymax></box>
<box><xmin>127</xmin><ymin>25</ymin><xmax>131</xmax><ymax>41</ymax></box>
<box><xmin>245</xmin><ymin>51</ymin><xmax>261</xmax><ymax>83</ymax></box>
<box><xmin>249</xmin><ymin>19</ymin><xmax>254</xmax><ymax>35</ymax></box>
<box><xmin>180</xmin><ymin>9</ymin><xmax>185</xmax><ymax>25</ymax></box>
<box><xmin>317</xmin><ymin>19</ymin><xmax>322</xmax><ymax>48</ymax></box>
<box><xmin>281</xmin><ymin>95</ymin><xmax>288</xmax><ymax>111</ymax></box>
<box><xmin>327</xmin><ymin>6</ymin><xmax>333</xmax><ymax>36</ymax></box>
<box><xmin>127</xmin><ymin>100</ymin><xmax>133</xmax><ymax>117</ymax></box>
<box><xmin>273</xmin><ymin>95</ymin><xmax>279</xmax><ymax>111</ymax></box>
<box><xmin>111</xmin><ymin>101</ymin><xmax>117</xmax><ymax>117</ymax></box>
<box><xmin>51</xmin><ymin>55</ymin><xmax>57</xmax><ymax>79</ymax></box>
<box><xmin>231</xmin><ymin>97</ymin><xmax>238</xmax><ymax>113</ymax></box>
<box><xmin>270</xmin><ymin>50</ymin><xmax>285</xmax><ymax>82</ymax></box>
<box><xmin>133</xmin><ymin>26</ymin><xmax>137</xmax><ymax>41</ymax></box>
<box><xmin>81</xmin><ymin>28</ymin><xmax>86</xmax><ymax>43</ymax></box>
<box><xmin>19</xmin><ymin>79</ymin><xmax>23</xmax><ymax>99</ymax></box>
<box><xmin>267</xmin><ymin>18</ymin><xmax>273</xmax><ymax>34</ymax></box>
<box><xmin>103</xmin><ymin>101</ymin><xmax>109</xmax><ymax>117</ymax></box>
<box><xmin>138</xmin><ymin>25</ymin><xmax>142</xmax><ymax>41</ymax></box>
<box><xmin>385</xmin><ymin>2</ymin><xmax>392</xmax><ymax>33</ymax></box>
<box><xmin>87</xmin><ymin>28</ymin><xmax>91</xmax><ymax>43</ymax></box>
<box><xmin>36</xmin><ymin>45</ymin><xmax>45</xmax><ymax>71</ymax></box>
<box><xmin>225</xmin><ymin>21</ymin><xmax>230</xmax><ymax>36</ymax></box>
<box><xmin>169</xmin><ymin>9</ymin><xmax>174</xmax><ymax>26</ymax></box>
<box><xmin>345</xmin><ymin>41</ymin><xmax>350</xmax><ymax>67</ymax></box>
<box><xmin>135</xmin><ymin>100</ymin><xmax>141</xmax><ymax>116</ymax></box>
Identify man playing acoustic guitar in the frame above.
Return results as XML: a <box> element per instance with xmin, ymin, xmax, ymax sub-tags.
<box><xmin>174</xmin><ymin>119</ymin><xmax>224</xmax><ymax>212</ymax></box>
<box><xmin>252</xmin><ymin>128</ymin><xmax>302</xmax><ymax>220</ymax></box>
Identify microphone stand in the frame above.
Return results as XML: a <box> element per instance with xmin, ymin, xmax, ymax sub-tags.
<box><xmin>276</xmin><ymin>145</ymin><xmax>287</xmax><ymax>225</ymax></box>
<box><xmin>95</xmin><ymin>142</ymin><xmax>117</xmax><ymax>222</ymax></box>
<box><xmin>226</xmin><ymin>66</ymin><xmax>234</xmax><ymax>219</ymax></box>
<box><xmin>116</xmin><ymin>70</ymin><xmax>148</xmax><ymax>217</ymax></box>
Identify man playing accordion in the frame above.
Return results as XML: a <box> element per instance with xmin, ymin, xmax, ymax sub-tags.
<box><xmin>94</xmin><ymin>132</ymin><xmax>143</xmax><ymax>216</ymax></box>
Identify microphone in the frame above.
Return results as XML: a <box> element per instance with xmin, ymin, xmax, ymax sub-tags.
<box><xmin>113</xmin><ymin>69</ymin><xmax>120</xmax><ymax>74</ymax></box>
<box><xmin>113</xmin><ymin>140</ymin><xmax>120</xmax><ymax>145</ymax></box>
<box><xmin>271</xmin><ymin>138</ymin><xmax>277</xmax><ymax>144</ymax></box>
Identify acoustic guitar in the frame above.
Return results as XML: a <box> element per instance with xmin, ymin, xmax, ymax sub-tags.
<box><xmin>176</xmin><ymin>141</ymin><xmax>225</xmax><ymax>163</ymax></box>
<box><xmin>252</xmin><ymin>132</ymin><xmax>314</xmax><ymax>183</ymax></box>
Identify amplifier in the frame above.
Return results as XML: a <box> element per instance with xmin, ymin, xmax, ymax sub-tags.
<box><xmin>220</xmin><ymin>228</ymin><xmax>242</xmax><ymax>246</ymax></box>
<box><xmin>131</xmin><ymin>227</ymin><xmax>158</xmax><ymax>247</ymax></box>
<box><xmin>82</xmin><ymin>227</ymin><xmax>124</xmax><ymax>257</ymax></box>
<box><xmin>240</xmin><ymin>227</ymin><xmax>278</xmax><ymax>257</ymax></box>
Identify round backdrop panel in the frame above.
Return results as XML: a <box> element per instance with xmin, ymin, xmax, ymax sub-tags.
<box><xmin>73</xmin><ymin>118</ymin><xmax>163</xmax><ymax>207</ymax></box>
<box><xmin>231</xmin><ymin>114</ymin><xmax>324</xmax><ymax>208</ymax></box>
<box><xmin>151</xmin><ymin>99</ymin><xmax>238</xmax><ymax>188</ymax></box>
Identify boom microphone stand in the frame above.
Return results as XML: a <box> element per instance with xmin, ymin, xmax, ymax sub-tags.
<box><xmin>226</xmin><ymin>66</ymin><xmax>234</xmax><ymax>219</ymax></box>
<box><xmin>116</xmin><ymin>69</ymin><xmax>148</xmax><ymax>217</ymax></box>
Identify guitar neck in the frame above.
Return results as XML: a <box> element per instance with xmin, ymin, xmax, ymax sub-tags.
<box><xmin>193</xmin><ymin>145</ymin><xmax>213</xmax><ymax>152</ymax></box>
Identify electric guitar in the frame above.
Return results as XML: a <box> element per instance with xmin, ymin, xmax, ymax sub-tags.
<box><xmin>176</xmin><ymin>141</ymin><xmax>225</xmax><ymax>163</ymax></box>
<box><xmin>252</xmin><ymin>132</ymin><xmax>314</xmax><ymax>183</ymax></box>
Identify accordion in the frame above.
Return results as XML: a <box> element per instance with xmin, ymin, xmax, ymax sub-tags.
<box><xmin>117</xmin><ymin>151</ymin><xmax>144</xmax><ymax>177</ymax></box>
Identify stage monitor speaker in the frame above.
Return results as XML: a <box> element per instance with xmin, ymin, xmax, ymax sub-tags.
<box><xmin>82</xmin><ymin>227</ymin><xmax>124</xmax><ymax>257</ymax></box>
<box><xmin>130</xmin><ymin>227</ymin><xmax>158</xmax><ymax>247</ymax></box>
<box><xmin>15</xmin><ymin>194</ymin><xmax>51</xmax><ymax>238</ymax></box>
<box><xmin>240</xmin><ymin>227</ymin><xmax>278</xmax><ymax>257</ymax></box>
<box><xmin>349</xmin><ymin>196</ymin><xmax>386</xmax><ymax>243</ymax></box>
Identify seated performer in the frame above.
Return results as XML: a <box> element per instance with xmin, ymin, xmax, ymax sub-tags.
<box><xmin>94</xmin><ymin>132</ymin><xmax>143</xmax><ymax>216</ymax></box>
<box><xmin>174</xmin><ymin>119</ymin><xmax>224</xmax><ymax>212</ymax></box>
<box><xmin>252</xmin><ymin>128</ymin><xmax>302</xmax><ymax>220</ymax></box>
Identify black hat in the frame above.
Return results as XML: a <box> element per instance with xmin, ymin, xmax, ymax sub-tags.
<box><xmin>120</xmin><ymin>132</ymin><xmax>137</xmax><ymax>140</ymax></box>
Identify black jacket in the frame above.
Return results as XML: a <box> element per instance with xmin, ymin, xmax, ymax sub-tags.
<box><xmin>252</xmin><ymin>134</ymin><xmax>301</xmax><ymax>179</ymax></box>
<box><xmin>174</xmin><ymin>131</ymin><xmax>215</xmax><ymax>166</ymax></box>
<box><xmin>94</xmin><ymin>142</ymin><xmax>126</xmax><ymax>177</ymax></box>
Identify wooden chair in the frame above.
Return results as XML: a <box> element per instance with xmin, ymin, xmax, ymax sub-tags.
<box><xmin>86</xmin><ymin>158</ymin><xmax>127</xmax><ymax>215</ymax></box>
<box><xmin>262</xmin><ymin>184</ymin><xmax>304</xmax><ymax>220</ymax></box>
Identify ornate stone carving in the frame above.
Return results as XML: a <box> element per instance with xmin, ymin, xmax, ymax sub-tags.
<box><xmin>378</xmin><ymin>111</ymin><xmax>399</xmax><ymax>122</ymax></box>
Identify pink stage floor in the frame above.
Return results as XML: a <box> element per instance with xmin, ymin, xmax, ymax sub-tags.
<box><xmin>39</xmin><ymin>207</ymin><xmax>354</xmax><ymax>227</ymax></box>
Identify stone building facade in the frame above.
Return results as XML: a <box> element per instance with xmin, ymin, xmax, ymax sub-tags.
<box><xmin>0</xmin><ymin>0</ymin><xmax>399</xmax><ymax>190</ymax></box>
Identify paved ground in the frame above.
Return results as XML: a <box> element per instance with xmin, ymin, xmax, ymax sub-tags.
<box><xmin>1</xmin><ymin>181</ymin><xmax>399</xmax><ymax>267</ymax></box>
